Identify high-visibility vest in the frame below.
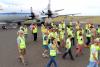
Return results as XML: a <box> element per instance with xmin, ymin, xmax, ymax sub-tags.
<box><xmin>41</xmin><ymin>25</ymin><xmax>45</xmax><ymax>32</ymax></box>
<box><xmin>43</xmin><ymin>35</ymin><xmax>48</xmax><ymax>45</ymax></box>
<box><xmin>33</xmin><ymin>27</ymin><xmax>37</xmax><ymax>33</ymax></box>
<box><xmin>66</xmin><ymin>38</ymin><xmax>71</xmax><ymax>49</ymax></box>
<box><xmin>69</xmin><ymin>22</ymin><xmax>72</xmax><ymax>26</ymax></box>
<box><xmin>24</xmin><ymin>28</ymin><xmax>28</xmax><ymax>34</ymax></box>
<box><xmin>57</xmin><ymin>35</ymin><xmax>60</xmax><ymax>41</ymax></box>
<box><xmin>48</xmin><ymin>32</ymin><xmax>53</xmax><ymax>39</ymax></box>
<box><xmin>90</xmin><ymin>45</ymin><xmax>98</xmax><ymax>62</ymax></box>
<box><xmin>60</xmin><ymin>30</ymin><xmax>64</xmax><ymax>39</ymax></box>
<box><xmin>53</xmin><ymin>32</ymin><xmax>57</xmax><ymax>38</ymax></box>
<box><xmin>68</xmin><ymin>29</ymin><xmax>74</xmax><ymax>37</ymax></box>
<box><xmin>78</xmin><ymin>36</ymin><xmax>83</xmax><ymax>45</ymax></box>
<box><xmin>97</xmin><ymin>28</ymin><xmax>100</xmax><ymax>33</ymax></box>
<box><xmin>86</xmin><ymin>29</ymin><xmax>92</xmax><ymax>37</ymax></box>
<box><xmin>18</xmin><ymin>36</ymin><xmax>26</xmax><ymax>49</ymax></box>
<box><xmin>85</xmin><ymin>24</ymin><xmax>88</xmax><ymax>30</ymax></box>
<box><xmin>50</xmin><ymin>50</ymin><xmax>56</xmax><ymax>56</ymax></box>
<box><xmin>77</xmin><ymin>31</ymin><xmax>80</xmax><ymax>39</ymax></box>
<box><xmin>59</xmin><ymin>23</ymin><xmax>65</xmax><ymax>31</ymax></box>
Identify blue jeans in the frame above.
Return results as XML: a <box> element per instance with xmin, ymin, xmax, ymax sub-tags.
<box><xmin>87</xmin><ymin>61</ymin><xmax>98</xmax><ymax>67</ymax></box>
<box><xmin>46</xmin><ymin>56</ymin><xmax>58</xmax><ymax>67</ymax></box>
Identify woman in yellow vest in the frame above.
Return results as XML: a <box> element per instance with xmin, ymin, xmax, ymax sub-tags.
<box><xmin>32</xmin><ymin>24</ymin><xmax>38</xmax><ymax>41</ymax></box>
<box><xmin>76</xmin><ymin>32</ymin><xmax>84</xmax><ymax>57</ymax></box>
<box><xmin>47</xmin><ymin>38</ymin><xmax>58</xmax><ymax>67</ymax></box>
<box><xmin>17</xmin><ymin>30</ymin><xmax>27</xmax><ymax>65</ymax></box>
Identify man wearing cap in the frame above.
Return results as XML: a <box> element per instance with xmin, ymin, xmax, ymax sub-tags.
<box><xmin>17</xmin><ymin>30</ymin><xmax>27</xmax><ymax>65</ymax></box>
<box><xmin>87</xmin><ymin>39</ymin><xmax>100</xmax><ymax>67</ymax></box>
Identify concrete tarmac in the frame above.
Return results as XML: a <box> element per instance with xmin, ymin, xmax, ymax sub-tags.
<box><xmin>0</xmin><ymin>26</ymin><xmax>99</xmax><ymax>67</ymax></box>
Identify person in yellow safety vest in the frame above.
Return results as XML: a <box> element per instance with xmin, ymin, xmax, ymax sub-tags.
<box><xmin>32</xmin><ymin>24</ymin><xmax>38</xmax><ymax>41</ymax></box>
<box><xmin>23</xmin><ymin>25</ymin><xmax>28</xmax><ymax>38</ymax></box>
<box><xmin>59</xmin><ymin>29</ymin><xmax>65</xmax><ymax>45</ymax></box>
<box><xmin>47</xmin><ymin>38</ymin><xmax>58</xmax><ymax>67</ymax></box>
<box><xmin>53</xmin><ymin>29</ymin><xmax>62</xmax><ymax>54</ymax></box>
<box><xmin>87</xmin><ymin>39</ymin><xmax>100</xmax><ymax>67</ymax></box>
<box><xmin>69</xmin><ymin>28</ymin><xmax>75</xmax><ymax>46</ymax></box>
<box><xmin>17</xmin><ymin>30</ymin><xmax>27</xmax><ymax>65</ymax></box>
<box><xmin>42</xmin><ymin>32</ymin><xmax>49</xmax><ymax>58</ymax></box>
<box><xmin>58</xmin><ymin>21</ymin><xmax>65</xmax><ymax>32</ymax></box>
<box><xmin>52</xmin><ymin>29</ymin><xmax>58</xmax><ymax>39</ymax></box>
<box><xmin>56</xmin><ymin>33</ymin><xmax>61</xmax><ymax>54</ymax></box>
<box><xmin>76</xmin><ymin>29</ymin><xmax>81</xmax><ymax>40</ymax></box>
<box><xmin>76</xmin><ymin>32</ymin><xmax>84</xmax><ymax>57</ymax></box>
<box><xmin>85</xmin><ymin>27</ymin><xmax>92</xmax><ymax>47</ymax></box>
<box><xmin>62</xmin><ymin>35</ymin><xmax>74</xmax><ymax>60</ymax></box>
<box><xmin>59</xmin><ymin>29</ymin><xmax>65</xmax><ymax>40</ymax></box>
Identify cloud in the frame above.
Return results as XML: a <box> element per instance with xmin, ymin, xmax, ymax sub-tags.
<box><xmin>0</xmin><ymin>0</ymin><xmax>100</xmax><ymax>15</ymax></box>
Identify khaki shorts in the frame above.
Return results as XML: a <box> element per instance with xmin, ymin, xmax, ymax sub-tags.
<box><xmin>19</xmin><ymin>48</ymin><xmax>26</xmax><ymax>55</ymax></box>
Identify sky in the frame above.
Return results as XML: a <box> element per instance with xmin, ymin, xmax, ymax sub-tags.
<box><xmin>0</xmin><ymin>0</ymin><xmax>100</xmax><ymax>16</ymax></box>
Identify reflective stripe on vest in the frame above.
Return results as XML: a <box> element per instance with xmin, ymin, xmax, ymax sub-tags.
<box><xmin>18</xmin><ymin>36</ymin><xmax>26</xmax><ymax>49</ymax></box>
<box><xmin>50</xmin><ymin>50</ymin><xmax>56</xmax><ymax>56</ymax></box>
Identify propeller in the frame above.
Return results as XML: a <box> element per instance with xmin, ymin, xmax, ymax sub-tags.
<box><xmin>30</xmin><ymin>7</ymin><xmax>35</xmax><ymax>19</ymax></box>
<box><xmin>47</xmin><ymin>10</ymin><xmax>53</xmax><ymax>18</ymax></box>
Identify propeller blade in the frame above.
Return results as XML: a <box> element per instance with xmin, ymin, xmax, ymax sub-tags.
<box><xmin>68</xmin><ymin>13</ymin><xmax>81</xmax><ymax>16</ymax></box>
<box><xmin>61</xmin><ymin>13</ymin><xmax>81</xmax><ymax>16</ymax></box>
<box><xmin>42</xmin><ymin>10</ymin><xmax>45</xmax><ymax>13</ymax></box>
<box><xmin>54</xmin><ymin>9</ymin><xmax>64</xmax><ymax>12</ymax></box>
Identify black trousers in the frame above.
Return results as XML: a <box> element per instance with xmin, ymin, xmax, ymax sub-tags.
<box><xmin>33</xmin><ymin>33</ymin><xmax>37</xmax><ymax>41</ymax></box>
<box><xmin>86</xmin><ymin>37</ymin><xmax>91</xmax><ymax>46</ymax></box>
<box><xmin>62</xmin><ymin>48</ymin><xmax>74</xmax><ymax>60</ymax></box>
<box><xmin>71</xmin><ymin>37</ymin><xmax>75</xmax><ymax>46</ymax></box>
